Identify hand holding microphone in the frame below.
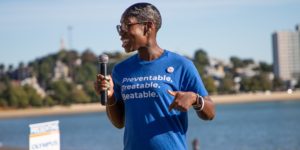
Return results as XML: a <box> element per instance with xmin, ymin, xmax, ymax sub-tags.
<box><xmin>95</xmin><ymin>74</ymin><xmax>114</xmax><ymax>104</ymax></box>
<box><xmin>95</xmin><ymin>54</ymin><xmax>114</xmax><ymax>105</ymax></box>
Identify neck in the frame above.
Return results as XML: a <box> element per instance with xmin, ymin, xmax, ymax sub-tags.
<box><xmin>138</xmin><ymin>44</ymin><xmax>163</xmax><ymax>61</ymax></box>
<box><xmin>137</xmin><ymin>35</ymin><xmax>164</xmax><ymax>61</ymax></box>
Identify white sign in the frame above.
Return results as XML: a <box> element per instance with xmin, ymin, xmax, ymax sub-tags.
<box><xmin>29</xmin><ymin>120</ymin><xmax>60</xmax><ymax>150</ymax></box>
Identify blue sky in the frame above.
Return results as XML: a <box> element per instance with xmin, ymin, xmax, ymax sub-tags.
<box><xmin>0</xmin><ymin>0</ymin><xmax>299</xmax><ymax>67</ymax></box>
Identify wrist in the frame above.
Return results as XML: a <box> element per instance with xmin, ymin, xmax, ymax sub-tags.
<box><xmin>192</xmin><ymin>92</ymin><xmax>199</xmax><ymax>106</ymax></box>
<box><xmin>193</xmin><ymin>93</ymin><xmax>205</xmax><ymax>111</ymax></box>
<box><xmin>106</xmin><ymin>99</ymin><xmax>117</xmax><ymax>107</ymax></box>
<box><xmin>106</xmin><ymin>95</ymin><xmax>117</xmax><ymax>107</ymax></box>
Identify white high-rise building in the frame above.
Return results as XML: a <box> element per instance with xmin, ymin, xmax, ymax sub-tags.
<box><xmin>272</xmin><ymin>24</ymin><xmax>300</xmax><ymax>81</ymax></box>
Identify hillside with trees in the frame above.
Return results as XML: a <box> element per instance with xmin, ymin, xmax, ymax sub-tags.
<box><xmin>0</xmin><ymin>48</ymin><xmax>294</xmax><ymax>109</ymax></box>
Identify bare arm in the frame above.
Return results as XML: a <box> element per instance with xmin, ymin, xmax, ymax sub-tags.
<box><xmin>95</xmin><ymin>74</ymin><xmax>125</xmax><ymax>128</ymax></box>
<box><xmin>195</xmin><ymin>96</ymin><xmax>215</xmax><ymax>120</ymax></box>
<box><xmin>105</xmin><ymin>94</ymin><xmax>125</xmax><ymax>129</ymax></box>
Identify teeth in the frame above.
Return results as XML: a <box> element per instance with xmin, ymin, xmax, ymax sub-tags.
<box><xmin>122</xmin><ymin>39</ymin><xmax>129</xmax><ymax>43</ymax></box>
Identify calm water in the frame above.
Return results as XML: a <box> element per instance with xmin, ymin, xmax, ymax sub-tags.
<box><xmin>0</xmin><ymin>100</ymin><xmax>300</xmax><ymax>150</ymax></box>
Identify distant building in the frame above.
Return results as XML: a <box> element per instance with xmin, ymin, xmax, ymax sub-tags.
<box><xmin>272</xmin><ymin>24</ymin><xmax>300</xmax><ymax>82</ymax></box>
<box><xmin>235</xmin><ymin>63</ymin><xmax>258</xmax><ymax>78</ymax></box>
<box><xmin>21</xmin><ymin>76</ymin><xmax>46</xmax><ymax>98</ymax></box>
<box><xmin>52</xmin><ymin>60</ymin><xmax>72</xmax><ymax>82</ymax></box>
<box><xmin>206</xmin><ymin>57</ymin><xmax>226</xmax><ymax>79</ymax></box>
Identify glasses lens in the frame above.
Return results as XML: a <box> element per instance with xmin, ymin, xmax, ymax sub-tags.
<box><xmin>116</xmin><ymin>25</ymin><xmax>121</xmax><ymax>35</ymax></box>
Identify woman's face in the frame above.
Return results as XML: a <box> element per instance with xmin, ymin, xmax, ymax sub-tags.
<box><xmin>118</xmin><ymin>17</ymin><xmax>147</xmax><ymax>53</ymax></box>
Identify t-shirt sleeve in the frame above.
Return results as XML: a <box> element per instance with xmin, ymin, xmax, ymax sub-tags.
<box><xmin>112</xmin><ymin>67</ymin><xmax>122</xmax><ymax>101</ymax></box>
<box><xmin>180</xmin><ymin>60</ymin><xmax>208</xmax><ymax>96</ymax></box>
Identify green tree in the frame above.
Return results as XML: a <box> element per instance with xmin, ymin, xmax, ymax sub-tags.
<box><xmin>56</xmin><ymin>50</ymin><xmax>67</xmax><ymax>61</ymax></box>
<box><xmin>193</xmin><ymin>49</ymin><xmax>209</xmax><ymax>76</ymax></box>
<box><xmin>38</xmin><ymin>57</ymin><xmax>54</xmax><ymax>88</ymax></box>
<box><xmin>202</xmin><ymin>76</ymin><xmax>217</xmax><ymax>94</ymax></box>
<box><xmin>69</xmin><ymin>87</ymin><xmax>90</xmax><ymax>103</ymax></box>
<box><xmin>81</xmin><ymin>49</ymin><xmax>97</xmax><ymax>64</ymax></box>
<box><xmin>272</xmin><ymin>77</ymin><xmax>285</xmax><ymax>91</ymax></box>
<box><xmin>242</xmin><ymin>59</ymin><xmax>254</xmax><ymax>66</ymax></box>
<box><xmin>230</xmin><ymin>56</ymin><xmax>244</xmax><ymax>68</ymax></box>
<box><xmin>218</xmin><ymin>74</ymin><xmax>235</xmax><ymax>94</ymax></box>
<box><xmin>6</xmin><ymin>86</ymin><xmax>29</xmax><ymax>108</ymax></box>
<box><xmin>0</xmin><ymin>64</ymin><xmax>5</xmax><ymax>78</ymax></box>
<box><xmin>194</xmin><ymin>49</ymin><xmax>209</xmax><ymax>65</ymax></box>
<box><xmin>83</xmin><ymin>81</ymin><xmax>98</xmax><ymax>102</ymax></box>
<box><xmin>8</xmin><ymin>64</ymin><xmax>13</xmax><ymax>72</ymax></box>
<box><xmin>43</xmin><ymin>96</ymin><xmax>55</xmax><ymax>107</ymax></box>
<box><xmin>0</xmin><ymin>78</ymin><xmax>9</xmax><ymax>108</ymax></box>
<box><xmin>240</xmin><ymin>77</ymin><xmax>252</xmax><ymax>92</ymax></box>
<box><xmin>240</xmin><ymin>74</ymin><xmax>272</xmax><ymax>92</ymax></box>
<box><xmin>0</xmin><ymin>81</ymin><xmax>7</xmax><ymax>94</ymax></box>
<box><xmin>0</xmin><ymin>98</ymin><xmax>7</xmax><ymax>107</ymax></box>
<box><xmin>49</xmin><ymin>80</ymin><xmax>72</xmax><ymax>105</ymax></box>
<box><xmin>74</xmin><ymin>63</ymin><xmax>97</xmax><ymax>84</ymax></box>
<box><xmin>295</xmin><ymin>78</ymin><xmax>300</xmax><ymax>89</ymax></box>
<box><xmin>63</xmin><ymin>50</ymin><xmax>79</xmax><ymax>66</ymax></box>
<box><xmin>257</xmin><ymin>73</ymin><xmax>272</xmax><ymax>91</ymax></box>
<box><xmin>255</xmin><ymin>61</ymin><xmax>273</xmax><ymax>73</ymax></box>
<box><xmin>23</xmin><ymin>85</ymin><xmax>43</xmax><ymax>107</ymax></box>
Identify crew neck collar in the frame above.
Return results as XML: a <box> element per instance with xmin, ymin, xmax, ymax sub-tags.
<box><xmin>136</xmin><ymin>49</ymin><xmax>168</xmax><ymax>65</ymax></box>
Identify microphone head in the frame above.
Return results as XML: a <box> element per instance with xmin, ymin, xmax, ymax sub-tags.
<box><xmin>99</xmin><ymin>54</ymin><xmax>109</xmax><ymax>63</ymax></box>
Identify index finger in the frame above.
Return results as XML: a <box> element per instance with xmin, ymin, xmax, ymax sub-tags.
<box><xmin>97</xmin><ymin>74</ymin><xmax>105</xmax><ymax>80</ymax></box>
<box><xmin>168</xmin><ymin>101</ymin><xmax>176</xmax><ymax>112</ymax></box>
<box><xmin>167</xmin><ymin>90</ymin><xmax>176</xmax><ymax>96</ymax></box>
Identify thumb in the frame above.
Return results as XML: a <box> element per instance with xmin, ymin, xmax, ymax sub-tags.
<box><xmin>167</xmin><ymin>90</ymin><xmax>176</xmax><ymax>96</ymax></box>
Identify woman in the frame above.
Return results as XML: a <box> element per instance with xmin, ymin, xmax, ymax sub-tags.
<box><xmin>95</xmin><ymin>3</ymin><xmax>215</xmax><ymax>150</ymax></box>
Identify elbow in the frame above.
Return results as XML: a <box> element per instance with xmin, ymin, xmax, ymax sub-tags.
<box><xmin>201</xmin><ymin>104</ymin><xmax>215</xmax><ymax>121</ymax></box>
<box><xmin>201</xmin><ymin>96</ymin><xmax>215</xmax><ymax>121</ymax></box>
<box><xmin>206</xmin><ymin>113</ymin><xmax>215</xmax><ymax>120</ymax></box>
<box><xmin>108</xmin><ymin>116</ymin><xmax>125</xmax><ymax>129</ymax></box>
<box><xmin>206</xmin><ymin>106</ymin><xmax>216</xmax><ymax>120</ymax></box>
<box><xmin>202</xmin><ymin>113</ymin><xmax>215</xmax><ymax>121</ymax></box>
<box><xmin>106</xmin><ymin>109</ymin><xmax>125</xmax><ymax>129</ymax></box>
<box><xmin>113</xmin><ymin>122</ymin><xmax>124</xmax><ymax>129</ymax></box>
<box><xmin>207</xmin><ymin>107</ymin><xmax>216</xmax><ymax>120</ymax></box>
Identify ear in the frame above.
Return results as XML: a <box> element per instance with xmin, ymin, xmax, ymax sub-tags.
<box><xmin>144</xmin><ymin>22</ymin><xmax>155</xmax><ymax>35</ymax></box>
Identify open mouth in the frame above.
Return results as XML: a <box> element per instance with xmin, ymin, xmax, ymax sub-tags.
<box><xmin>121</xmin><ymin>39</ymin><xmax>129</xmax><ymax>48</ymax></box>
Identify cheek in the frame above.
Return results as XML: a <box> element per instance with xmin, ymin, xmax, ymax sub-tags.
<box><xmin>130</xmin><ymin>28</ymin><xmax>145</xmax><ymax>40</ymax></box>
<box><xmin>135</xmin><ymin>32</ymin><xmax>147</xmax><ymax>44</ymax></box>
<box><xmin>125</xmin><ymin>28</ymin><xmax>147</xmax><ymax>51</ymax></box>
<box><xmin>130</xmin><ymin>35</ymin><xmax>144</xmax><ymax>47</ymax></box>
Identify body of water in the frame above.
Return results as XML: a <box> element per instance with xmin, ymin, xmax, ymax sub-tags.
<box><xmin>0</xmin><ymin>100</ymin><xmax>300</xmax><ymax>150</ymax></box>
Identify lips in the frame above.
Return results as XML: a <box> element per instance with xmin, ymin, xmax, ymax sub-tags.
<box><xmin>121</xmin><ymin>39</ymin><xmax>129</xmax><ymax>48</ymax></box>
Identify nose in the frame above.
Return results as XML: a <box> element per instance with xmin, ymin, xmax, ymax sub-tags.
<box><xmin>117</xmin><ymin>25</ymin><xmax>125</xmax><ymax>36</ymax></box>
<box><xmin>119</xmin><ymin>29</ymin><xmax>127</xmax><ymax>37</ymax></box>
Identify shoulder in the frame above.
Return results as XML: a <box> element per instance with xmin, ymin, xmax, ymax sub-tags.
<box><xmin>113</xmin><ymin>53</ymin><xmax>137</xmax><ymax>71</ymax></box>
<box><xmin>166</xmin><ymin>50</ymin><xmax>194</xmax><ymax>66</ymax></box>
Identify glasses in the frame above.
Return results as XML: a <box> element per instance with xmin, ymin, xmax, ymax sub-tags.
<box><xmin>116</xmin><ymin>22</ymin><xmax>146</xmax><ymax>35</ymax></box>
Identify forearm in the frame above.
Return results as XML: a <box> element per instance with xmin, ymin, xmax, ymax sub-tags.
<box><xmin>106</xmin><ymin>94</ymin><xmax>125</xmax><ymax>129</ymax></box>
<box><xmin>196</xmin><ymin>96</ymin><xmax>215</xmax><ymax>120</ymax></box>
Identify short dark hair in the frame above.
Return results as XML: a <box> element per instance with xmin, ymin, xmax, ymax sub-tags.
<box><xmin>122</xmin><ymin>3</ymin><xmax>162</xmax><ymax>31</ymax></box>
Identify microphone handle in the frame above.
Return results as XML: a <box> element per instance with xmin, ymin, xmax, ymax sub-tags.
<box><xmin>100</xmin><ymin>63</ymin><xmax>107</xmax><ymax>105</ymax></box>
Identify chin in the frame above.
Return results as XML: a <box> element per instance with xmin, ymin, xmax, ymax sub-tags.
<box><xmin>124</xmin><ymin>48</ymin><xmax>136</xmax><ymax>53</ymax></box>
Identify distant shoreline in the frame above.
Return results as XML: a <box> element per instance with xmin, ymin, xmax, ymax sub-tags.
<box><xmin>0</xmin><ymin>103</ymin><xmax>106</xmax><ymax>119</ymax></box>
<box><xmin>211</xmin><ymin>90</ymin><xmax>300</xmax><ymax>104</ymax></box>
<box><xmin>0</xmin><ymin>91</ymin><xmax>300</xmax><ymax>119</ymax></box>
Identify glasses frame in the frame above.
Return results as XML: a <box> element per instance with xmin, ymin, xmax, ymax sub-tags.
<box><xmin>116</xmin><ymin>22</ymin><xmax>147</xmax><ymax>35</ymax></box>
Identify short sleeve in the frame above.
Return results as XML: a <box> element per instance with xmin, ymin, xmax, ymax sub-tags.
<box><xmin>180</xmin><ymin>60</ymin><xmax>208</xmax><ymax>96</ymax></box>
<box><xmin>112</xmin><ymin>67</ymin><xmax>123</xmax><ymax>101</ymax></box>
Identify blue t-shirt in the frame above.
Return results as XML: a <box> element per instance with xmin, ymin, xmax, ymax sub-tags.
<box><xmin>112</xmin><ymin>50</ymin><xmax>208</xmax><ymax>150</ymax></box>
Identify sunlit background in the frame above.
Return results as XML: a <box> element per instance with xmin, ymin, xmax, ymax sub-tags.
<box><xmin>1</xmin><ymin>0</ymin><xmax>300</xmax><ymax>66</ymax></box>
<box><xmin>1</xmin><ymin>1</ymin><xmax>300</xmax><ymax>150</ymax></box>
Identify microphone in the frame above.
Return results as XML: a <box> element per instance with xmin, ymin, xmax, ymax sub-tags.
<box><xmin>98</xmin><ymin>54</ymin><xmax>109</xmax><ymax>105</ymax></box>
